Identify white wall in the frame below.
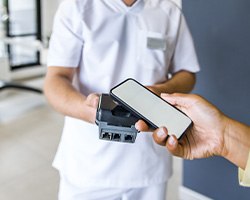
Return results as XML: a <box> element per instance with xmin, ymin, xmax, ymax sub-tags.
<box><xmin>42</xmin><ymin>0</ymin><xmax>59</xmax><ymax>40</ymax></box>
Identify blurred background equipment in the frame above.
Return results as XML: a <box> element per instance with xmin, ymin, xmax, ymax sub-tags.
<box><xmin>0</xmin><ymin>0</ymin><xmax>42</xmax><ymax>93</ymax></box>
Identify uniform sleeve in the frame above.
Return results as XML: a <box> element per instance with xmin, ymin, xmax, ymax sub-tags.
<box><xmin>170</xmin><ymin>14</ymin><xmax>200</xmax><ymax>74</ymax></box>
<box><xmin>239</xmin><ymin>150</ymin><xmax>250</xmax><ymax>187</ymax></box>
<box><xmin>47</xmin><ymin>1</ymin><xmax>83</xmax><ymax>67</ymax></box>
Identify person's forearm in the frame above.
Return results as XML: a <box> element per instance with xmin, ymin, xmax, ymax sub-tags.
<box><xmin>44</xmin><ymin>73</ymin><xmax>96</xmax><ymax>123</ymax></box>
<box><xmin>152</xmin><ymin>71</ymin><xmax>196</xmax><ymax>95</ymax></box>
<box><xmin>223</xmin><ymin>117</ymin><xmax>250</xmax><ymax>170</ymax></box>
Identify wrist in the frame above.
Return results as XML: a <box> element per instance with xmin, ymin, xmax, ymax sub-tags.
<box><xmin>222</xmin><ymin>117</ymin><xmax>250</xmax><ymax>169</ymax></box>
<box><xmin>220</xmin><ymin>117</ymin><xmax>233</xmax><ymax>159</ymax></box>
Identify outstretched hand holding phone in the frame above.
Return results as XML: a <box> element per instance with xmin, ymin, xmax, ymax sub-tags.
<box><xmin>110</xmin><ymin>79</ymin><xmax>192</xmax><ymax>139</ymax></box>
<box><xmin>135</xmin><ymin>93</ymin><xmax>250</xmax><ymax>171</ymax></box>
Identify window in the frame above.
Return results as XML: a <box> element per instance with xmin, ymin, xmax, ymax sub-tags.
<box><xmin>5</xmin><ymin>0</ymin><xmax>42</xmax><ymax>70</ymax></box>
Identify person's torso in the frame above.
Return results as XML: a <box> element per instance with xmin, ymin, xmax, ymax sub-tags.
<box><xmin>53</xmin><ymin>0</ymin><xmax>182</xmax><ymax>187</ymax></box>
<box><xmin>74</xmin><ymin>0</ymin><xmax>181</xmax><ymax>95</ymax></box>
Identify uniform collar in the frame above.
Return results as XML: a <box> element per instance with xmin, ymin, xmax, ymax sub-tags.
<box><xmin>105</xmin><ymin>0</ymin><xmax>144</xmax><ymax>13</ymax></box>
<box><xmin>121</xmin><ymin>0</ymin><xmax>142</xmax><ymax>7</ymax></box>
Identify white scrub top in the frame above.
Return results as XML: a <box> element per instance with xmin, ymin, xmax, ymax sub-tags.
<box><xmin>48</xmin><ymin>0</ymin><xmax>200</xmax><ymax>188</ymax></box>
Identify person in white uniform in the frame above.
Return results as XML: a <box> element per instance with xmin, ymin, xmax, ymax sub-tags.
<box><xmin>44</xmin><ymin>0</ymin><xmax>200</xmax><ymax>199</ymax></box>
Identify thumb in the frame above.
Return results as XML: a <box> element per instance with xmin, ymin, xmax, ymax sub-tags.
<box><xmin>86</xmin><ymin>93</ymin><xmax>100</xmax><ymax>108</ymax></box>
<box><xmin>161</xmin><ymin>93</ymin><xmax>190</xmax><ymax>107</ymax></box>
<box><xmin>161</xmin><ymin>93</ymin><xmax>196</xmax><ymax>114</ymax></box>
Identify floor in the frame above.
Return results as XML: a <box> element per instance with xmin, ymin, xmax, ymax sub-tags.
<box><xmin>0</xmin><ymin>77</ymin><xmax>182</xmax><ymax>200</ymax></box>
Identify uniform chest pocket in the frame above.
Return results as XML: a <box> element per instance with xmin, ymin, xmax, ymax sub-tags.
<box><xmin>137</xmin><ymin>30</ymin><xmax>173</xmax><ymax>70</ymax></box>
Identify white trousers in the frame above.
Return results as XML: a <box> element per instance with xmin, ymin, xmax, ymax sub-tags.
<box><xmin>58</xmin><ymin>174</ymin><xmax>167</xmax><ymax>200</ymax></box>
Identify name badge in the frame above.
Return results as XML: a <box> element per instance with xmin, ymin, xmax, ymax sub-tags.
<box><xmin>147</xmin><ymin>37</ymin><xmax>166</xmax><ymax>51</ymax></box>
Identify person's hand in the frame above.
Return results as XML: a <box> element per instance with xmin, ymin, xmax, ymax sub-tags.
<box><xmin>137</xmin><ymin>93</ymin><xmax>229</xmax><ymax>160</ymax></box>
<box><xmin>83</xmin><ymin>93</ymin><xmax>100</xmax><ymax>124</ymax></box>
<box><xmin>146</xmin><ymin>85</ymin><xmax>161</xmax><ymax>96</ymax></box>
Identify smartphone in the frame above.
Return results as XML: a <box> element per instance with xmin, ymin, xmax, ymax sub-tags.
<box><xmin>110</xmin><ymin>78</ymin><xmax>192</xmax><ymax>139</ymax></box>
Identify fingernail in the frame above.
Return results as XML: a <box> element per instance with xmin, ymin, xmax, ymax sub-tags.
<box><xmin>157</xmin><ymin>128</ymin><xmax>167</xmax><ymax>138</ymax></box>
<box><xmin>161</xmin><ymin>93</ymin><xmax>170</xmax><ymax>97</ymax></box>
<box><xmin>135</xmin><ymin>122</ymin><xmax>139</xmax><ymax>130</ymax></box>
<box><xmin>168</xmin><ymin>136</ymin><xmax>176</xmax><ymax>146</ymax></box>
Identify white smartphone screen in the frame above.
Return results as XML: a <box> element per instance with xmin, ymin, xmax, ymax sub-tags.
<box><xmin>110</xmin><ymin>79</ymin><xmax>192</xmax><ymax>139</ymax></box>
